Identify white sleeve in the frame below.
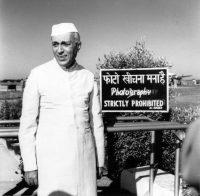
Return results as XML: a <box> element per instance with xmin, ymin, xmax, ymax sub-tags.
<box><xmin>18</xmin><ymin>70</ymin><xmax>40</xmax><ymax>171</ymax></box>
<box><xmin>89</xmin><ymin>81</ymin><xmax>105</xmax><ymax>167</ymax></box>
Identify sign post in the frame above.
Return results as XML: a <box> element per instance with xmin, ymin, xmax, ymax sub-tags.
<box><xmin>100</xmin><ymin>68</ymin><xmax>169</xmax><ymax>112</ymax></box>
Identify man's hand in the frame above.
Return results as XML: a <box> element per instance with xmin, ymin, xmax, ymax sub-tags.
<box><xmin>25</xmin><ymin>170</ymin><xmax>38</xmax><ymax>186</ymax></box>
<box><xmin>97</xmin><ymin>167</ymin><xmax>105</xmax><ymax>179</ymax></box>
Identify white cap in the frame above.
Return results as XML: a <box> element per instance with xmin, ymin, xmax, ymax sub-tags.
<box><xmin>51</xmin><ymin>23</ymin><xmax>78</xmax><ymax>36</ymax></box>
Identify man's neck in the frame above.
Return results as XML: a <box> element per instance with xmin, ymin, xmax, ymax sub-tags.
<box><xmin>61</xmin><ymin>60</ymin><xmax>77</xmax><ymax>72</ymax></box>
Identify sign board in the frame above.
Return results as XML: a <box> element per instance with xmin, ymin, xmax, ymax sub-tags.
<box><xmin>100</xmin><ymin>68</ymin><xmax>169</xmax><ymax>112</ymax></box>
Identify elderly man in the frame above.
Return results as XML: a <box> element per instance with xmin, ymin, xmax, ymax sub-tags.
<box><xmin>19</xmin><ymin>23</ymin><xmax>104</xmax><ymax>196</ymax></box>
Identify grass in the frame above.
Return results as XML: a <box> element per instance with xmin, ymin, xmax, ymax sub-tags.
<box><xmin>0</xmin><ymin>91</ymin><xmax>22</xmax><ymax>100</ymax></box>
<box><xmin>170</xmin><ymin>85</ymin><xmax>200</xmax><ymax>108</ymax></box>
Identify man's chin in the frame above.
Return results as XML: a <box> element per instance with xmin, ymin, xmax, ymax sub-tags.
<box><xmin>56</xmin><ymin>59</ymin><xmax>74</xmax><ymax>69</ymax></box>
<box><xmin>56</xmin><ymin>59</ymin><xmax>68</xmax><ymax>66</ymax></box>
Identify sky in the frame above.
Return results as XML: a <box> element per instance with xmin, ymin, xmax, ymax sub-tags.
<box><xmin>0</xmin><ymin>0</ymin><xmax>199</xmax><ymax>79</ymax></box>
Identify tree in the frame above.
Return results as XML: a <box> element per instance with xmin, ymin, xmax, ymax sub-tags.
<box><xmin>97</xmin><ymin>41</ymin><xmax>172</xmax><ymax>71</ymax></box>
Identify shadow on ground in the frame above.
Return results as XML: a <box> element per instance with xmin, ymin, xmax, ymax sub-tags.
<box><xmin>1</xmin><ymin>179</ymin><xmax>134</xmax><ymax>196</ymax></box>
<box><xmin>2</xmin><ymin>180</ymin><xmax>37</xmax><ymax>196</ymax></box>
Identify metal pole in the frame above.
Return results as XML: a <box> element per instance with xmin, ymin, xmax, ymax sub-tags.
<box><xmin>174</xmin><ymin>139</ymin><xmax>181</xmax><ymax>196</ymax></box>
<box><xmin>150</xmin><ymin>130</ymin><xmax>155</xmax><ymax>196</ymax></box>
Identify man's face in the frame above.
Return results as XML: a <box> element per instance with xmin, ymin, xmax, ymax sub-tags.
<box><xmin>51</xmin><ymin>33</ymin><xmax>80</xmax><ymax>69</ymax></box>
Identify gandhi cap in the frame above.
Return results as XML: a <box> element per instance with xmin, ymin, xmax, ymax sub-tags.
<box><xmin>51</xmin><ymin>23</ymin><xmax>78</xmax><ymax>36</ymax></box>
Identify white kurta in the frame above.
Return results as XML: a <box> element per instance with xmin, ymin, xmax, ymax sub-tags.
<box><xmin>18</xmin><ymin>59</ymin><xmax>104</xmax><ymax>196</ymax></box>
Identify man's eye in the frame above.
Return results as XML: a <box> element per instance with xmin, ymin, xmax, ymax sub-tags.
<box><xmin>63</xmin><ymin>43</ymin><xmax>71</xmax><ymax>46</ymax></box>
<box><xmin>52</xmin><ymin>43</ymin><xmax>58</xmax><ymax>47</ymax></box>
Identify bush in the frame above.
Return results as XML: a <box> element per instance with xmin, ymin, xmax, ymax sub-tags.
<box><xmin>170</xmin><ymin>106</ymin><xmax>200</xmax><ymax>124</ymax></box>
<box><xmin>0</xmin><ymin>100</ymin><xmax>22</xmax><ymax>120</ymax></box>
<box><xmin>0</xmin><ymin>99</ymin><xmax>22</xmax><ymax>158</ymax></box>
<box><xmin>97</xmin><ymin>41</ymin><xmax>171</xmax><ymax>71</ymax></box>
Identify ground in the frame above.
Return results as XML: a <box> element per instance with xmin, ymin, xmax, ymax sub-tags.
<box><xmin>0</xmin><ymin>178</ymin><xmax>134</xmax><ymax>196</ymax></box>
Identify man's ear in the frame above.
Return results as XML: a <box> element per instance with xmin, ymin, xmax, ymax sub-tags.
<box><xmin>77</xmin><ymin>42</ymin><xmax>82</xmax><ymax>51</ymax></box>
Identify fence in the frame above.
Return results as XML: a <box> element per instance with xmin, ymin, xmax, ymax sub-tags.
<box><xmin>104</xmin><ymin>116</ymin><xmax>187</xmax><ymax>196</ymax></box>
<box><xmin>0</xmin><ymin>117</ymin><xmax>188</xmax><ymax>196</ymax></box>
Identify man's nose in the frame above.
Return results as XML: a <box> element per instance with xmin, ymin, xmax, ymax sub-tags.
<box><xmin>58</xmin><ymin>45</ymin><xmax>64</xmax><ymax>53</ymax></box>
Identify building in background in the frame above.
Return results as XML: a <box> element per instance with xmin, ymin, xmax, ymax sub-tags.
<box><xmin>0</xmin><ymin>80</ymin><xmax>25</xmax><ymax>92</ymax></box>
